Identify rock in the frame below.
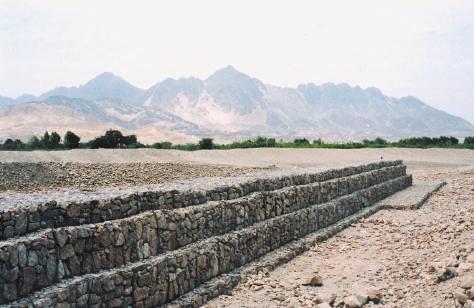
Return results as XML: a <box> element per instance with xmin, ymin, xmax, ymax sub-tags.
<box><xmin>27</xmin><ymin>250</ymin><xmax>38</xmax><ymax>267</ymax></box>
<box><xmin>316</xmin><ymin>303</ymin><xmax>332</xmax><ymax>308</ymax></box>
<box><xmin>437</xmin><ymin>267</ymin><xmax>457</xmax><ymax>282</ymax></box>
<box><xmin>442</xmin><ymin>257</ymin><xmax>459</xmax><ymax>268</ymax></box>
<box><xmin>133</xmin><ymin>287</ymin><xmax>149</xmax><ymax>302</ymax></box>
<box><xmin>458</xmin><ymin>263</ymin><xmax>474</xmax><ymax>272</ymax></box>
<box><xmin>272</xmin><ymin>294</ymin><xmax>286</xmax><ymax>301</ymax></box>
<box><xmin>344</xmin><ymin>294</ymin><xmax>368</xmax><ymax>308</ymax></box>
<box><xmin>18</xmin><ymin>244</ymin><xmax>27</xmax><ymax>267</ymax></box>
<box><xmin>453</xmin><ymin>287</ymin><xmax>469</xmax><ymax>304</ymax></box>
<box><xmin>286</xmin><ymin>297</ymin><xmax>301</xmax><ymax>308</ymax></box>
<box><xmin>14</xmin><ymin>213</ymin><xmax>28</xmax><ymax>235</ymax></box>
<box><xmin>467</xmin><ymin>287</ymin><xmax>474</xmax><ymax>300</ymax></box>
<box><xmin>314</xmin><ymin>291</ymin><xmax>336</xmax><ymax>304</ymax></box>
<box><xmin>55</xmin><ymin>230</ymin><xmax>69</xmax><ymax>247</ymax></box>
<box><xmin>367</xmin><ymin>286</ymin><xmax>382</xmax><ymax>303</ymax></box>
<box><xmin>4</xmin><ymin>226</ymin><xmax>14</xmax><ymax>238</ymax></box>
<box><xmin>356</xmin><ymin>292</ymin><xmax>369</xmax><ymax>305</ymax></box>
<box><xmin>251</xmin><ymin>285</ymin><xmax>263</xmax><ymax>291</ymax></box>
<box><xmin>465</xmin><ymin>300</ymin><xmax>474</xmax><ymax>308</ymax></box>
<box><xmin>467</xmin><ymin>254</ymin><xmax>474</xmax><ymax>264</ymax></box>
<box><xmin>459</xmin><ymin>275</ymin><xmax>474</xmax><ymax>289</ymax></box>
<box><xmin>20</xmin><ymin>267</ymin><xmax>36</xmax><ymax>294</ymax></box>
<box><xmin>59</xmin><ymin>244</ymin><xmax>75</xmax><ymax>260</ymax></box>
<box><xmin>302</xmin><ymin>274</ymin><xmax>323</xmax><ymax>286</ymax></box>
<box><xmin>114</xmin><ymin>233</ymin><xmax>125</xmax><ymax>246</ymax></box>
<box><xmin>46</xmin><ymin>256</ymin><xmax>57</xmax><ymax>281</ymax></box>
<box><xmin>58</xmin><ymin>260</ymin><xmax>66</xmax><ymax>279</ymax></box>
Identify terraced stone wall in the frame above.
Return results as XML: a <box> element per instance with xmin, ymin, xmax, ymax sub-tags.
<box><xmin>0</xmin><ymin>161</ymin><xmax>401</xmax><ymax>240</ymax></box>
<box><xmin>0</xmin><ymin>161</ymin><xmax>411</xmax><ymax>307</ymax></box>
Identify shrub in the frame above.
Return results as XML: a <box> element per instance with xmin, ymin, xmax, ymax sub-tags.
<box><xmin>198</xmin><ymin>138</ymin><xmax>214</xmax><ymax>150</ymax></box>
<box><xmin>152</xmin><ymin>142</ymin><xmax>172</xmax><ymax>149</ymax></box>
<box><xmin>225</xmin><ymin>137</ymin><xmax>276</xmax><ymax>149</ymax></box>
<box><xmin>313</xmin><ymin>138</ymin><xmax>323</xmax><ymax>145</ymax></box>
<box><xmin>173</xmin><ymin>143</ymin><xmax>200</xmax><ymax>151</ymax></box>
<box><xmin>397</xmin><ymin>136</ymin><xmax>433</xmax><ymax>147</ymax></box>
<box><xmin>294</xmin><ymin>138</ymin><xmax>310</xmax><ymax>145</ymax></box>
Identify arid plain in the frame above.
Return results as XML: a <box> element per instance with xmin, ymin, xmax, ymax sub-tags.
<box><xmin>0</xmin><ymin>148</ymin><xmax>473</xmax><ymax>307</ymax></box>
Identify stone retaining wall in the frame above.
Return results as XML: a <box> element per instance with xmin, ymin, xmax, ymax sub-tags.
<box><xmin>0</xmin><ymin>161</ymin><xmax>401</xmax><ymax>240</ymax></box>
<box><xmin>0</xmin><ymin>161</ymin><xmax>411</xmax><ymax>307</ymax></box>
<box><xmin>0</xmin><ymin>165</ymin><xmax>406</xmax><ymax>303</ymax></box>
<box><xmin>12</xmin><ymin>175</ymin><xmax>412</xmax><ymax>307</ymax></box>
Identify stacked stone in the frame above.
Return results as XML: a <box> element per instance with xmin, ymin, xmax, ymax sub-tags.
<box><xmin>0</xmin><ymin>161</ymin><xmax>411</xmax><ymax>307</ymax></box>
<box><xmin>0</xmin><ymin>161</ymin><xmax>401</xmax><ymax>240</ymax></box>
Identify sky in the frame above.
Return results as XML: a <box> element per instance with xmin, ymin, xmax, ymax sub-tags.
<box><xmin>1</xmin><ymin>0</ymin><xmax>473</xmax><ymax>122</ymax></box>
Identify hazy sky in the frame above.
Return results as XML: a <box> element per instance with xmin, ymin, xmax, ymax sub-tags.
<box><xmin>1</xmin><ymin>0</ymin><xmax>473</xmax><ymax>122</ymax></box>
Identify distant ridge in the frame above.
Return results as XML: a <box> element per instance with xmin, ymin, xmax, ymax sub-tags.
<box><xmin>39</xmin><ymin>72</ymin><xmax>144</xmax><ymax>102</ymax></box>
<box><xmin>1</xmin><ymin>67</ymin><xmax>473</xmax><ymax>143</ymax></box>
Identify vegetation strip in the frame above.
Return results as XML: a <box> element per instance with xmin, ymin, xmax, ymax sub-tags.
<box><xmin>1</xmin><ymin>129</ymin><xmax>474</xmax><ymax>151</ymax></box>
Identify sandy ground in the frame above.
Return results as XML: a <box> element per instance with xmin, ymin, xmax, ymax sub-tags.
<box><xmin>1</xmin><ymin>148</ymin><xmax>473</xmax><ymax>174</ymax></box>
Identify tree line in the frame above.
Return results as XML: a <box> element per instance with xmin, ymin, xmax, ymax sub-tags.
<box><xmin>1</xmin><ymin>130</ymin><xmax>474</xmax><ymax>151</ymax></box>
<box><xmin>0</xmin><ymin>130</ymin><xmax>138</xmax><ymax>150</ymax></box>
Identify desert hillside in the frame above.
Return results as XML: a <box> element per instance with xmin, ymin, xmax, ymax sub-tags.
<box><xmin>1</xmin><ymin>67</ymin><xmax>473</xmax><ymax>143</ymax></box>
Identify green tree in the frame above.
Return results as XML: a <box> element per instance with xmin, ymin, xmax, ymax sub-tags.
<box><xmin>89</xmin><ymin>130</ymin><xmax>137</xmax><ymax>148</ymax></box>
<box><xmin>2</xmin><ymin>139</ymin><xmax>14</xmax><ymax>150</ymax></box>
<box><xmin>50</xmin><ymin>132</ymin><xmax>61</xmax><ymax>148</ymax></box>
<box><xmin>464</xmin><ymin>136</ymin><xmax>474</xmax><ymax>145</ymax></box>
<box><xmin>41</xmin><ymin>131</ymin><xmax>51</xmax><ymax>149</ymax></box>
<box><xmin>123</xmin><ymin>134</ymin><xmax>138</xmax><ymax>147</ymax></box>
<box><xmin>27</xmin><ymin>136</ymin><xmax>41</xmax><ymax>149</ymax></box>
<box><xmin>64</xmin><ymin>131</ymin><xmax>81</xmax><ymax>149</ymax></box>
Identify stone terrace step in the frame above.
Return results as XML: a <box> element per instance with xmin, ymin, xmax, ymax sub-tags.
<box><xmin>0</xmin><ymin>161</ymin><xmax>401</xmax><ymax>240</ymax></box>
<box><xmin>0</xmin><ymin>165</ymin><xmax>407</xmax><ymax>304</ymax></box>
<box><xmin>9</xmin><ymin>175</ymin><xmax>412</xmax><ymax>307</ymax></box>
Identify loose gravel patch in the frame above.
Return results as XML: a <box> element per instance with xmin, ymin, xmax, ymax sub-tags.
<box><xmin>0</xmin><ymin>162</ymin><xmax>269</xmax><ymax>193</ymax></box>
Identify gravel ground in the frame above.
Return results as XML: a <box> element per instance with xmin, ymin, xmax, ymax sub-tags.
<box><xmin>1</xmin><ymin>148</ymin><xmax>473</xmax><ymax>168</ymax></box>
<box><xmin>0</xmin><ymin>162</ymin><xmax>267</xmax><ymax>192</ymax></box>
<box><xmin>206</xmin><ymin>166</ymin><xmax>474</xmax><ymax>308</ymax></box>
<box><xmin>1</xmin><ymin>148</ymin><xmax>473</xmax><ymax>307</ymax></box>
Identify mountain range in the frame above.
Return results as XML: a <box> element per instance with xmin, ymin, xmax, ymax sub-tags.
<box><xmin>1</xmin><ymin>66</ymin><xmax>473</xmax><ymax>143</ymax></box>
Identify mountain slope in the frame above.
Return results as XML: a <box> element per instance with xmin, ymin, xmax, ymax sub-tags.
<box><xmin>39</xmin><ymin>72</ymin><xmax>144</xmax><ymax>102</ymax></box>
<box><xmin>0</xmin><ymin>95</ymin><xmax>15</xmax><ymax>107</ymax></box>
<box><xmin>1</xmin><ymin>67</ymin><xmax>473</xmax><ymax>142</ymax></box>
